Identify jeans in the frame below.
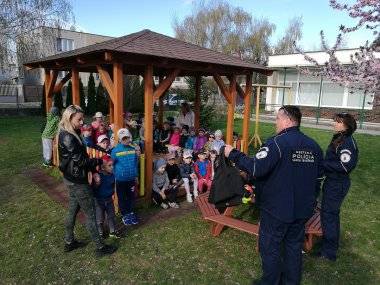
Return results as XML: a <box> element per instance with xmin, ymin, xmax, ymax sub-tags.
<box><xmin>95</xmin><ymin>197</ymin><xmax>116</xmax><ymax>234</ymax></box>
<box><xmin>42</xmin><ymin>138</ymin><xmax>53</xmax><ymax>163</ymax></box>
<box><xmin>116</xmin><ymin>180</ymin><xmax>136</xmax><ymax>216</ymax></box>
<box><xmin>259</xmin><ymin>210</ymin><xmax>306</xmax><ymax>285</ymax></box>
<box><xmin>63</xmin><ymin>179</ymin><xmax>103</xmax><ymax>248</ymax></box>
<box><xmin>321</xmin><ymin>178</ymin><xmax>350</xmax><ymax>260</ymax></box>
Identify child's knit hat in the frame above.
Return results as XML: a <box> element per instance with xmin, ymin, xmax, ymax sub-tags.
<box><xmin>154</xmin><ymin>158</ymin><xmax>166</xmax><ymax>171</ymax></box>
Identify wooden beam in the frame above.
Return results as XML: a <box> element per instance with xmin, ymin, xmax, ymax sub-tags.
<box><xmin>194</xmin><ymin>75</ymin><xmax>201</xmax><ymax>129</ymax></box>
<box><xmin>113</xmin><ymin>62</ymin><xmax>124</xmax><ymax>142</ymax></box>
<box><xmin>105</xmin><ymin>52</ymin><xmax>113</xmax><ymax>62</ymax></box>
<box><xmin>53</xmin><ymin>71</ymin><xmax>72</xmax><ymax>93</ymax></box>
<box><xmin>153</xmin><ymin>68</ymin><xmax>180</xmax><ymax>100</ymax></box>
<box><xmin>72</xmin><ymin>67</ymin><xmax>80</xmax><ymax>106</ymax></box>
<box><xmin>46</xmin><ymin>70</ymin><xmax>58</xmax><ymax>98</ymax></box>
<box><xmin>242</xmin><ymin>73</ymin><xmax>252</xmax><ymax>154</ymax></box>
<box><xmin>44</xmin><ymin>69</ymin><xmax>52</xmax><ymax>113</ymax></box>
<box><xmin>213</xmin><ymin>73</ymin><xmax>231</xmax><ymax>104</ymax></box>
<box><xmin>144</xmin><ymin>64</ymin><xmax>154</xmax><ymax>201</ymax></box>
<box><xmin>96</xmin><ymin>65</ymin><xmax>115</xmax><ymax>103</ymax></box>
<box><xmin>226</xmin><ymin>74</ymin><xmax>236</xmax><ymax>145</ymax></box>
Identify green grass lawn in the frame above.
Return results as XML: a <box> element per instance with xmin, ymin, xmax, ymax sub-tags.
<box><xmin>0</xmin><ymin>116</ymin><xmax>379</xmax><ymax>284</ymax></box>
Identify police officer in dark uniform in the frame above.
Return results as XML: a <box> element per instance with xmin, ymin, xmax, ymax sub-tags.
<box><xmin>319</xmin><ymin>113</ymin><xmax>358</xmax><ymax>261</ymax></box>
<box><xmin>224</xmin><ymin>106</ymin><xmax>323</xmax><ymax>285</ymax></box>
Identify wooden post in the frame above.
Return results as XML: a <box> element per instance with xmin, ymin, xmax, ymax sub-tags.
<box><xmin>194</xmin><ymin>75</ymin><xmax>201</xmax><ymax>129</ymax></box>
<box><xmin>242</xmin><ymin>74</ymin><xmax>252</xmax><ymax>154</ymax></box>
<box><xmin>158</xmin><ymin>76</ymin><xmax>164</xmax><ymax>127</ymax></box>
<box><xmin>44</xmin><ymin>70</ymin><xmax>52</xmax><ymax>113</ymax></box>
<box><xmin>72</xmin><ymin>67</ymin><xmax>80</xmax><ymax>106</ymax></box>
<box><xmin>144</xmin><ymin>64</ymin><xmax>154</xmax><ymax>200</ymax></box>
<box><xmin>113</xmin><ymin>62</ymin><xmax>124</xmax><ymax>141</ymax></box>
<box><xmin>226</xmin><ymin>75</ymin><xmax>236</xmax><ymax>145</ymax></box>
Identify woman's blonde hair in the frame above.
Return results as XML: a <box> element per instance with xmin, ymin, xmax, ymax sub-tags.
<box><xmin>58</xmin><ymin>105</ymin><xmax>84</xmax><ymax>144</ymax></box>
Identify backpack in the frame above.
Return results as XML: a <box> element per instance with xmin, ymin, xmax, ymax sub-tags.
<box><xmin>208</xmin><ymin>146</ymin><xmax>245</xmax><ymax>209</ymax></box>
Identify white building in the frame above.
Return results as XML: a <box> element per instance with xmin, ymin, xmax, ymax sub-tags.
<box><xmin>265</xmin><ymin>48</ymin><xmax>379</xmax><ymax>113</ymax></box>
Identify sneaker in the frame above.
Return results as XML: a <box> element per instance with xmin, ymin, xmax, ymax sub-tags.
<box><xmin>168</xmin><ymin>202</ymin><xmax>179</xmax><ymax>209</ymax></box>
<box><xmin>186</xmin><ymin>194</ymin><xmax>193</xmax><ymax>203</ymax></box>
<box><xmin>129</xmin><ymin>212</ymin><xmax>139</xmax><ymax>225</ymax></box>
<box><xmin>193</xmin><ymin>190</ymin><xmax>199</xmax><ymax>199</ymax></box>
<box><xmin>64</xmin><ymin>240</ymin><xmax>86</xmax><ymax>252</ymax></box>
<box><xmin>42</xmin><ymin>161</ymin><xmax>52</xmax><ymax>167</ymax></box>
<box><xmin>95</xmin><ymin>244</ymin><xmax>117</xmax><ymax>257</ymax></box>
<box><xmin>109</xmin><ymin>231</ymin><xmax>124</xmax><ymax>239</ymax></box>
<box><xmin>122</xmin><ymin>215</ymin><xmax>133</xmax><ymax>226</ymax></box>
<box><xmin>160</xmin><ymin>203</ymin><xmax>169</xmax><ymax>209</ymax></box>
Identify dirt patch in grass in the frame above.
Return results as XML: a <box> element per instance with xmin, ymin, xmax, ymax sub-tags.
<box><xmin>24</xmin><ymin>167</ymin><xmax>197</xmax><ymax>228</ymax></box>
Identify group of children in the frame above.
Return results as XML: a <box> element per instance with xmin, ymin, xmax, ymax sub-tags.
<box><xmin>71</xmin><ymin>110</ymin><xmax>244</xmax><ymax>237</ymax></box>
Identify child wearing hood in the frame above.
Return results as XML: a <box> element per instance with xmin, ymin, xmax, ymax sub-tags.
<box><xmin>153</xmin><ymin>158</ymin><xmax>179</xmax><ymax>209</ymax></box>
<box><xmin>180</xmin><ymin>150</ymin><xmax>198</xmax><ymax>203</ymax></box>
<box><xmin>211</xmin><ymin>129</ymin><xmax>225</xmax><ymax>154</ymax></box>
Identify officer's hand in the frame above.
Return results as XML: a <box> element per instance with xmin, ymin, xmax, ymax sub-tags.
<box><xmin>224</xmin><ymin>145</ymin><xmax>234</xmax><ymax>157</ymax></box>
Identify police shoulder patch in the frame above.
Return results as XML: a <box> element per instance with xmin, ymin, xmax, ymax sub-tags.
<box><xmin>340</xmin><ymin>152</ymin><xmax>351</xmax><ymax>163</ymax></box>
<box><xmin>256</xmin><ymin>147</ymin><xmax>269</xmax><ymax>159</ymax></box>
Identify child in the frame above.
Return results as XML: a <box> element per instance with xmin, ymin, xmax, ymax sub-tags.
<box><xmin>193</xmin><ymin>128</ymin><xmax>207</xmax><ymax>153</ymax></box>
<box><xmin>158</xmin><ymin>121</ymin><xmax>171</xmax><ymax>153</ymax></box>
<box><xmin>232</xmin><ymin>131</ymin><xmax>242</xmax><ymax>151</ymax></box>
<box><xmin>211</xmin><ymin>129</ymin><xmax>225</xmax><ymax>154</ymax></box>
<box><xmin>165</xmin><ymin>153</ymin><xmax>182</xmax><ymax>200</ymax></box>
<box><xmin>91</xmin><ymin>112</ymin><xmax>104</xmax><ymax>131</ymax></box>
<box><xmin>185</xmin><ymin>127</ymin><xmax>196</xmax><ymax>150</ymax></box>
<box><xmin>41</xmin><ymin>106</ymin><xmax>60</xmax><ymax>166</ymax></box>
<box><xmin>81</xmin><ymin>124</ymin><xmax>94</xmax><ymax>147</ymax></box>
<box><xmin>194</xmin><ymin>150</ymin><xmax>212</xmax><ymax>193</ymax></box>
<box><xmin>93</xmin><ymin>123</ymin><xmax>108</xmax><ymax>145</ymax></box>
<box><xmin>204</xmin><ymin>133</ymin><xmax>215</xmax><ymax>153</ymax></box>
<box><xmin>209</xmin><ymin>149</ymin><xmax>218</xmax><ymax>180</ymax></box>
<box><xmin>93</xmin><ymin>155</ymin><xmax>121</xmax><ymax>238</ymax></box>
<box><xmin>167</xmin><ymin>126</ymin><xmax>181</xmax><ymax>157</ymax></box>
<box><xmin>111</xmin><ymin>128</ymin><xmax>139</xmax><ymax>226</ymax></box>
<box><xmin>180</xmin><ymin>150</ymin><xmax>198</xmax><ymax>203</ymax></box>
<box><xmin>152</xmin><ymin>158</ymin><xmax>179</xmax><ymax>209</ymax></box>
<box><xmin>179</xmin><ymin>125</ymin><xmax>189</xmax><ymax>148</ymax></box>
<box><xmin>153</xmin><ymin>121</ymin><xmax>161</xmax><ymax>153</ymax></box>
<box><xmin>96</xmin><ymin>134</ymin><xmax>111</xmax><ymax>154</ymax></box>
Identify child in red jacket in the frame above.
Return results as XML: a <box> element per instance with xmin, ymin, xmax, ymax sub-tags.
<box><xmin>194</xmin><ymin>149</ymin><xmax>212</xmax><ymax>193</ymax></box>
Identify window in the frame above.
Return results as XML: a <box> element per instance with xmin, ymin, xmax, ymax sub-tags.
<box><xmin>174</xmin><ymin>77</ymin><xmax>181</xmax><ymax>82</ymax></box>
<box><xmin>298</xmin><ymin>83</ymin><xmax>320</xmax><ymax>106</ymax></box>
<box><xmin>321</xmin><ymin>83</ymin><xmax>345</xmax><ymax>107</ymax></box>
<box><xmin>347</xmin><ymin>89</ymin><xmax>374</xmax><ymax>109</ymax></box>
<box><xmin>57</xmin><ymin>38</ymin><xmax>74</xmax><ymax>52</ymax></box>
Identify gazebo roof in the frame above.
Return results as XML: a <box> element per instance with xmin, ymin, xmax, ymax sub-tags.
<box><xmin>25</xmin><ymin>29</ymin><xmax>272</xmax><ymax>76</ymax></box>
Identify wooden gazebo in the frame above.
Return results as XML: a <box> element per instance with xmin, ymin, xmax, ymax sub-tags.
<box><xmin>25</xmin><ymin>29</ymin><xmax>272</xmax><ymax>200</ymax></box>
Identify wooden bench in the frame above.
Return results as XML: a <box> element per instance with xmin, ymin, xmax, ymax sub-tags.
<box><xmin>196</xmin><ymin>193</ymin><xmax>259</xmax><ymax>237</ymax></box>
<box><xmin>196</xmin><ymin>192</ymin><xmax>322</xmax><ymax>251</ymax></box>
<box><xmin>304</xmin><ymin>209</ymin><xmax>322</xmax><ymax>251</ymax></box>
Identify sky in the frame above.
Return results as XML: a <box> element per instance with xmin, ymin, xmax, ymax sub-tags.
<box><xmin>71</xmin><ymin>0</ymin><xmax>375</xmax><ymax>51</ymax></box>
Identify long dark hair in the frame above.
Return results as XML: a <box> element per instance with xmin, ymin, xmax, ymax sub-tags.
<box><xmin>331</xmin><ymin>112</ymin><xmax>357</xmax><ymax>147</ymax></box>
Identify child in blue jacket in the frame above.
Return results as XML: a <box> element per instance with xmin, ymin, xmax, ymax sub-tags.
<box><xmin>111</xmin><ymin>128</ymin><xmax>139</xmax><ymax>226</ymax></box>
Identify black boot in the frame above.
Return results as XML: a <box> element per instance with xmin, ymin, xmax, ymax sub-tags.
<box><xmin>64</xmin><ymin>240</ymin><xmax>86</xmax><ymax>252</ymax></box>
<box><xmin>95</xmin><ymin>244</ymin><xmax>117</xmax><ymax>257</ymax></box>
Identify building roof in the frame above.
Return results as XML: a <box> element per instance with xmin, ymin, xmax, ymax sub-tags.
<box><xmin>25</xmin><ymin>29</ymin><xmax>272</xmax><ymax>76</ymax></box>
<box><xmin>268</xmin><ymin>48</ymin><xmax>380</xmax><ymax>68</ymax></box>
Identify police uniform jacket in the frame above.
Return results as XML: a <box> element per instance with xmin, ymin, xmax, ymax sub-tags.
<box><xmin>228</xmin><ymin>126</ymin><xmax>324</xmax><ymax>223</ymax></box>
<box><xmin>323</xmin><ymin>133</ymin><xmax>358</xmax><ymax>180</ymax></box>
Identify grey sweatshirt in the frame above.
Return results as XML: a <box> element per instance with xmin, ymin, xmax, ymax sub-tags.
<box><xmin>152</xmin><ymin>171</ymin><xmax>170</xmax><ymax>193</ymax></box>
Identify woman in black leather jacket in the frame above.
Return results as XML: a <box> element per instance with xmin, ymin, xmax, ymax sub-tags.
<box><xmin>58</xmin><ymin>105</ymin><xmax>116</xmax><ymax>257</ymax></box>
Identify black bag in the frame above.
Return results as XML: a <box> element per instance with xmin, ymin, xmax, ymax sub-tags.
<box><xmin>208</xmin><ymin>147</ymin><xmax>245</xmax><ymax>208</ymax></box>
